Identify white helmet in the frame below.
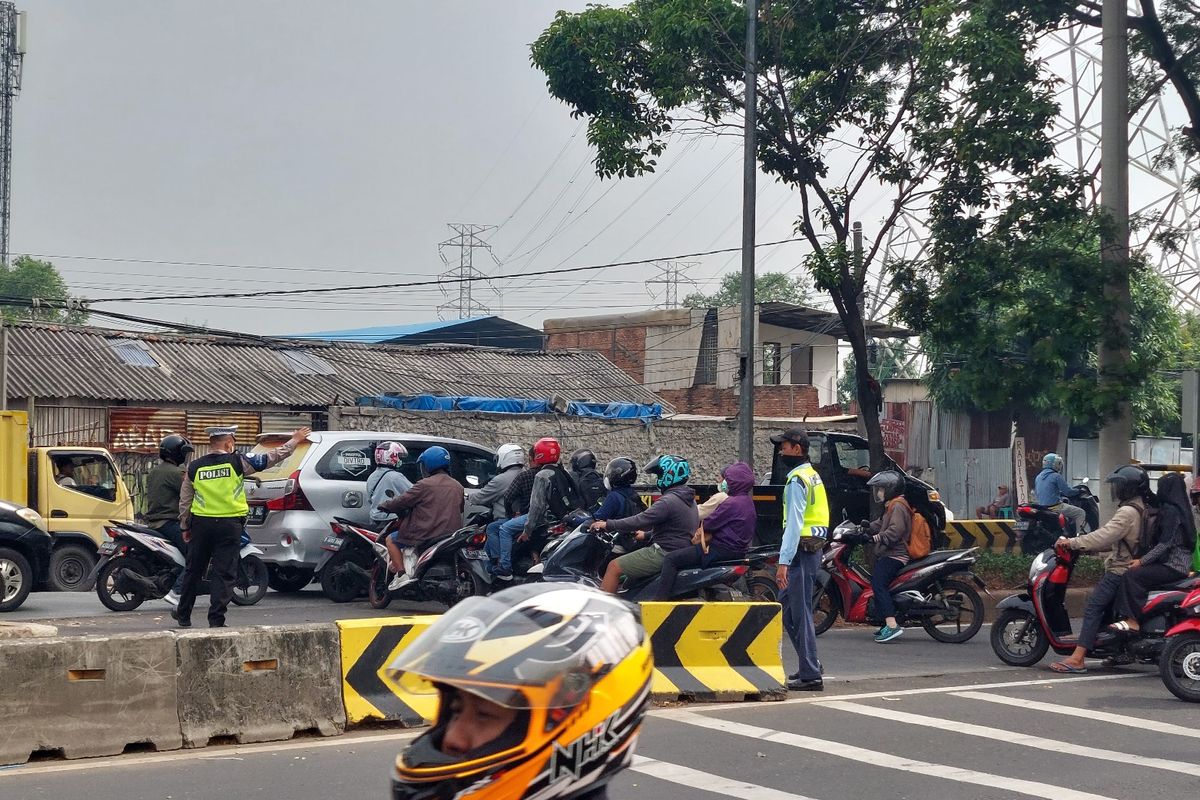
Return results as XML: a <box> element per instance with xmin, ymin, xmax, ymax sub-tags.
<box><xmin>375</xmin><ymin>441</ymin><xmax>408</xmax><ymax>468</ymax></box>
<box><xmin>496</xmin><ymin>443</ymin><xmax>524</xmax><ymax>471</ymax></box>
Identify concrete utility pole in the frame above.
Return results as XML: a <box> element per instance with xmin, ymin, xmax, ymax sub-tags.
<box><xmin>0</xmin><ymin>319</ymin><xmax>8</xmax><ymax>411</ymax></box>
<box><xmin>1097</xmin><ymin>0</ymin><xmax>1131</xmax><ymax>519</ymax></box>
<box><xmin>738</xmin><ymin>0</ymin><xmax>757</xmax><ymax>465</ymax></box>
<box><xmin>0</xmin><ymin>4</ymin><xmax>24</xmax><ymax>269</ymax></box>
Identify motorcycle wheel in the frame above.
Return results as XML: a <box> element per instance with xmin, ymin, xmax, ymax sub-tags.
<box><xmin>231</xmin><ymin>555</ymin><xmax>270</xmax><ymax>606</ymax></box>
<box><xmin>812</xmin><ymin>585</ymin><xmax>841</xmax><ymax>636</ymax></box>
<box><xmin>923</xmin><ymin>579</ymin><xmax>984</xmax><ymax>643</ymax></box>
<box><xmin>1159</xmin><ymin>632</ymin><xmax>1200</xmax><ymax>703</ymax></box>
<box><xmin>746</xmin><ymin>576</ymin><xmax>778</xmax><ymax>603</ymax></box>
<box><xmin>990</xmin><ymin>607</ymin><xmax>1051</xmax><ymax>666</ymax></box>
<box><xmin>453</xmin><ymin>568</ymin><xmax>487</xmax><ymax>607</ymax></box>
<box><xmin>367</xmin><ymin>562</ymin><xmax>392</xmax><ymax>610</ymax></box>
<box><xmin>95</xmin><ymin>556</ymin><xmax>148</xmax><ymax>612</ymax></box>
<box><xmin>319</xmin><ymin>550</ymin><xmax>367</xmax><ymax>603</ymax></box>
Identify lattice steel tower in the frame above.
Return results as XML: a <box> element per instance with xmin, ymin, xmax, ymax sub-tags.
<box><xmin>0</xmin><ymin>4</ymin><xmax>23</xmax><ymax>268</ymax></box>
<box><xmin>438</xmin><ymin>223</ymin><xmax>499</xmax><ymax>320</ymax></box>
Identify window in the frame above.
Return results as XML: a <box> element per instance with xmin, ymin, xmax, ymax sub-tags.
<box><xmin>790</xmin><ymin>345</ymin><xmax>813</xmax><ymax>385</ymax></box>
<box><xmin>277</xmin><ymin>348</ymin><xmax>337</xmax><ymax>376</ymax></box>
<box><xmin>762</xmin><ymin>342</ymin><xmax>781</xmax><ymax>386</ymax></box>
<box><xmin>109</xmin><ymin>339</ymin><xmax>160</xmax><ymax>368</ymax></box>
<box><xmin>834</xmin><ymin>440</ymin><xmax>871</xmax><ymax>471</ymax></box>
<box><xmin>248</xmin><ymin>440</ymin><xmax>313</xmax><ymax>481</ymax></box>
<box><xmin>315</xmin><ymin>440</ymin><xmax>377</xmax><ymax>482</ymax></box>
<box><xmin>454</xmin><ymin>448</ymin><xmax>498</xmax><ymax>488</ymax></box>
<box><xmin>694</xmin><ymin>308</ymin><xmax>718</xmax><ymax>385</ymax></box>
<box><xmin>51</xmin><ymin>453</ymin><xmax>119</xmax><ymax>502</ymax></box>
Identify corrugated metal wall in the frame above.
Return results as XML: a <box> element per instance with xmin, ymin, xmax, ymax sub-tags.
<box><xmin>932</xmin><ymin>448</ymin><xmax>1013</xmax><ymax>519</ymax></box>
<box><xmin>33</xmin><ymin>406</ymin><xmax>107</xmax><ymax>446</ymax></box>
<box><xmin>907</xmin><ymin>401</ymin><xmax>932</xmax><ymax>469</ymax></box>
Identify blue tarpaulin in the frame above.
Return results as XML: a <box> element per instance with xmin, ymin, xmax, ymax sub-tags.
<box><xmin>358</xmin><ymin>394</ymin><xmax>663</xmax><ymax>421</ymax></box>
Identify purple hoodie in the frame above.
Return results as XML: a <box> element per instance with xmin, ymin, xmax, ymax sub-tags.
<box><xmin>704</xmin><ymin>462</ymin><xmax>757</xmax><ymax>555</ymax></box>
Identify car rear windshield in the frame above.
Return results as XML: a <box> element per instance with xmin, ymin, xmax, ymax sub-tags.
<box><xmin>247</xmin><ymin>441</ymin><xmax>312</xmax><ymax>481</ymax></box>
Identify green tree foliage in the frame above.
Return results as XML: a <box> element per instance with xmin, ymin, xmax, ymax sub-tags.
<box><xmin>532</xmin><ymin>0</ymin><xmax>1073</xmax><ymax>470</ymax></box>
<box><xmin>682</xmin><ymin>270</ymin><xmax>809</xmax><ymax>308</ymax></box>
<box><xmin>0</xmin><ymin>256</ymin><xmax>87</xmax><ymax>324</ymax></box>
<box><xmin>837</xmin><ymin>341</ymin><xmax>922</xmax><ymax>406</ymax></box>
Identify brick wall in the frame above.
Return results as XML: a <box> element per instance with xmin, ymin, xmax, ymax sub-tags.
<box><xmin>545</xmin><ymin>327</ymin><xmax>647</xmax><ymax>383</ymax></box>
<box><xmin>658</xmin><ymin>385</ymin><xmax>820</xmax><ymax>417</ymax></box>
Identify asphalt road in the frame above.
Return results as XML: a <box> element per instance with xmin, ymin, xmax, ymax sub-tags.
<box><xmin>4</xmin><ymin>670</ymin><xmax>1196</xmax><ymax>800</ymax></box>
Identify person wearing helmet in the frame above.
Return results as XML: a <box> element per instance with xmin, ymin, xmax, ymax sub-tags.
<box><xmin>145</xmin><ymin>433</ymin><xmax>195</xmax><ymax>606</ymax></box>
<box><xmin>865</xmin><ymin>470</ymin><xmax>913</xmax><ymax>643</ymax></box>
<box><xmin>568</xmin><ymin>448</ymin><xmax>608</xmax><ymax>512</ymax></box>
<box><xmin>1050</xmin><ymin>464</ymin><xmax>1151</xmax><ymax>673</ymax></box>
<box><xmin>1035</xmin><ymin>452</ymin><xmax>1086</xmax><ymax>533</ymax></box>
<box><xmin>367</xmin><ymin>442</ymin><xmax>414</xmax><ymax>527</ymax></box>
<box><xmin>388</xmin><ymin>583</ymin><xmax>652</xmax><ymax>800</ymax></box>
<box><xmin>474</xmin><ymin>443</ymin><xmax>525</xmax><ymax>522</ymax></box>
<box><xmin>591</xmin><ymin>457</ymin><xmax>647</xmax><ymax>521</ymax></box>
<box><xmin>591</xmin><ymin>455</ymin><xmax>699</xmax><ymax>595</ymax></box>
<box><xmin>378</xmin><ymin>446</ymin><xmax>465</xmax><ymax>592</ymax></box>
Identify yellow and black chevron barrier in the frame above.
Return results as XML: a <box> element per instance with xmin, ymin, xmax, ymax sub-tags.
<box><xmin>337</xmin><ymin>616</ymin><xmax>442</xmax><ymax>726</ymax></box>
<box><xmin>640</xmin><ymin>602</ymin><xmax>786</xmax><ymax>702</ymax></box>
<box><xmin>942</xmin><ymin>519</ymin><xmax>1019</xmax><ymax>553</ymax></box>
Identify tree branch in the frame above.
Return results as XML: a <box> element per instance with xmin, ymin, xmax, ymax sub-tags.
<box><xmin>1136</xmin><ymin>0</ymin><xmax>1200</xmax><ymax>148</ymax></box>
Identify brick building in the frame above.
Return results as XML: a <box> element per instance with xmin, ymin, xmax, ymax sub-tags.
<box><xmin>544</xmin><ymin>302</ymin><xmax>910</xmax><ymax>417</ymax></box>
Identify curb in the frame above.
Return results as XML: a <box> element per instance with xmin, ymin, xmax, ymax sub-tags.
<box><xmin>0</xmin><ymin>621</ymin><xmax>58</xmax><ymax>638</ymax></box>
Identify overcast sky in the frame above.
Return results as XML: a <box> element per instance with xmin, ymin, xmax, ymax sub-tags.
<box><xmin>10</xmin><ymin>0</ymin><xmax>816</xmax><ymax>337</ymax></box>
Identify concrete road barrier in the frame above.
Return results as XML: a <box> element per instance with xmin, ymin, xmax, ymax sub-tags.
<box><xmin>338</xmin><ymin>616</ymin><xmax>442</xmax><ymax>727</ymax></box>
<box><xmin>943</xmin><ymin>519</ymin><xmax>1019</xmax><ymax>553</ymax></box>
<box><xmin>175</xmin><ymin>624</ymin><xmax>345</xmax><ymax>748</ymax></box>
<box><xmin>0</xmin><ymin>632</ymin><xmax>181</xmax><ymax>764</ymax></box>
<box><xmin>641</xmin><ymin>602</ymin><xmax>786</xmax><ymax>702</ymax></box>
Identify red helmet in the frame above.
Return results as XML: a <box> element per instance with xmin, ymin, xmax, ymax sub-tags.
<box><xmin>530</xmin><ymin>437</ymin><xmax>561</xmax><ymax>466</ymax></box>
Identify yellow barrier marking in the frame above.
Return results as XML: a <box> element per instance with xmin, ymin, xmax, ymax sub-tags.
<box><xmin>338</xmin><ymin>616</ymin><xmax>442</xmax><ymax>724</ymax></box>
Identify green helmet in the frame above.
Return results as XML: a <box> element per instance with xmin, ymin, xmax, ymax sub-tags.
<box><xmin>644</xmin><ymin>455</ymin><xmax>690</xmax><ymax>490</ymax></box>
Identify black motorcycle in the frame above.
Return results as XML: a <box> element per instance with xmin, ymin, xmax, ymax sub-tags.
<box><xmin>315</xmin><ymin>516</ymin><xmax>380</xmax><ymax>603</ymax></box>
<box><xmin>1014</xmin><ymin>485</ymin><xmax>1098</xmax><ymax>555</ymax></box>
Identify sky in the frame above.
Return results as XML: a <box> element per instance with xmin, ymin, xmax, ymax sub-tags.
<box><xmin>9</xmin><ymin>0</ymin><xmax>813</xmax><ymax>337</ymax></box>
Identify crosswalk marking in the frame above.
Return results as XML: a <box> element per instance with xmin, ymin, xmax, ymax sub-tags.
<box><xmin>629</xmin><ymin>756</ymin><xmax>820</xmax><ymax>800</ymax></box>
<box><xmin>668</xmin><ymin>710</ymin><xmax>1116</xmax><ymax>800</ymax></box>
<box><xmin>821</xmin><ymin>700</ymin><xmax>1200</xmax><ymax>778</ymax></box>
<box><xmin>952</xmin><ymin>690</ymin><xmax>1200</xmax><ymax>740</ymax></box>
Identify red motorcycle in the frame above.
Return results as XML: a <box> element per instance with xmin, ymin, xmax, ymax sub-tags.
<box><xmin>812</xmin><ymin>520</ymin><xmax>986</xmax><ymax>642</ymax></box>
<box><xmin>1160</xmin><ymin>585</ymin><xmax>1200</xmax><ymax>702</ymax></box>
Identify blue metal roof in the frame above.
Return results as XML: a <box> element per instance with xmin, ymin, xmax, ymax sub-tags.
<box><xmin>289</xmin><ymin>318</ymin><xmax>493</xmax><ymax>343</ymax></box>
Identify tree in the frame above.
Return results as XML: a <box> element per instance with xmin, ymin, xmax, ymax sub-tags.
<box><xmin>532</xmin><ymin>0</ymin><xmax>1073</xmax><ymax>471</ymax></box>
<box><xmin>836</xmin><ymin>340</ymin><xmax>921</xmax><ymax>407</ymax></box>
<box><xmin>682</xmin><ymin>270</ymin><xmax>809</xmax><ymax>308</ymax></box>
<box><xmin>0</xmin><ymin>256</ymin><xmax>87</xmax><ymax>324</ymax></box>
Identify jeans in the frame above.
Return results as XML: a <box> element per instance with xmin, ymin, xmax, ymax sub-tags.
<box><xmin>177</xmin><ymin>516</ymin><xmax>243</xmax><ymax>627</ymax></box>
<box><xmin>871</xmin><ymin>556</ymin><xmax>906</xmax><ymax>620</ymax></box>
<box><xmin>484</xmin><ymin>514</ymin><xmax>527</xmax><ymax>573</ymax></box>
<box><xmin>1053</xmin><ymin>503</ymin><xmax>1088</xmax><ymax>534</ymax></box>
<box><xmin>1078</xmin><ymin>572</ymin><xmax>1124</xmax><ymax>650</ymax></box>
<box><xmin>656</xmin><ymin>544</ymin><xmax>739</xmax><ymax>601</ymax></box>
<box><xmin>151</xmin><ymin>519</ymin><xmax>187</xmax><ymax>593</ymax></box>
<box><xmin>780</xmin><ymin>550</ymin><xmax>822</xmax><ymax>682</ymax></box>
<box><xmin>1122</xmin><ymin>563</ymin><xmax>1186</xmax><ymax>623</ymax></box>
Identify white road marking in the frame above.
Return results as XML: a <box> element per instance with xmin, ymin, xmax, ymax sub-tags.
<box><xmin>952</xmin><ymin>690</ymin><xmax>1200</xmax><ymax>740</ymax></box>
<box><xmin>0</xmin><ymin>729</ymin><xmax>421</xmax><ymax>779</ymax></box>
<box><xmin>821</xmin><ymin>700</ymin><xmax>1200</xmax><ymax>778</ymax></box>
<box><xmin>629</xmin><ymin>756</ymin><xmax>819</xmax><ymax>799</ymax></box>
<box><xmin>668</xmin><ymin>709</ymin><xmax>1116</xmax><ymax>800</ymax></box>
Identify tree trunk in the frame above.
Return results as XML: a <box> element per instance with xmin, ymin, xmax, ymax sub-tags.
<box><xmin>833</xmin><ymin>284</ymin><xmax>886</xmax><ymax>474</ymax></box>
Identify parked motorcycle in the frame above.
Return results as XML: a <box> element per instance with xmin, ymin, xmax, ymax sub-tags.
<box><xmin>992</xmin><ymin>539</ymin><xmax>1200</xmax><ymax>668</ymax></box>
<box><xmin>812</xmin><ymin>520</ymin><xmax>986</xmax><ymax>642</ymax></box>
<box><xmin>1014</xmin><ymin>485</ymin><xmax>1098</xmax><ymax>555</ymax></box>
<box><xmin>1160</xmin><ymin>585</ymin><xmax>1200</xmax><ymax>702</ymax></box>
<box><xmin>90</xmin><ymin>520</ymin><xmax>269</xmax><ymax>611</ymax></box>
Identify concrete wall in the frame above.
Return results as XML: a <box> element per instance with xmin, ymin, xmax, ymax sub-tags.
<box><xmin>644</xmin><ymin>309</ymin><xmax>707</xmax><ymax>391</ymax></box>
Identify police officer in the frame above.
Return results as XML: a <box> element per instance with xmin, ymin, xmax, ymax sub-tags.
<box><xmin>145</xmin><ymin>433</ymin><xmax>194</xmax><ymax>606</ymax></box>
<box><xmin>173</xmin><ymin>424</ymin><xmax>310</xmax><ymax>628</ymax></box>
<box><xmin>771</xmin><ymin>427</ymin><xmax>829</xmax><ymax>692</ymax></box>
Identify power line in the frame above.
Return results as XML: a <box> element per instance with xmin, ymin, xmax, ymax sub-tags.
<box><xmin>437</xmin><ymin>223</ymin><xmax>499</xmax><ymax>320</ymax></box>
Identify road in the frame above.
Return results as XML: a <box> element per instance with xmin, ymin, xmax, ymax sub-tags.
<box><xmin>4</xmin><ymin>670</ymin><xmax>1197</xmax><ymax>799</ymax></box>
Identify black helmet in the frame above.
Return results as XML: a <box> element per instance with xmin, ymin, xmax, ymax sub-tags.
<box><xmin>159</xmin><ymin>434</ymin><xmax>194</xmax><ymax>465</ymax></box>
<box><xmin>604</xmin><ymin>457</ymin><xmax>637</xmax><ymax>489</ymax></box>
<box><xmin>1105</xmin><ymin>464</ymin><xmax>1149</xmax><ymax>504</ymax></box>
<box><xmin>867</xmin><ymin>470</ymin><xmax>904</xmax><ymax>504</ymax></box>
<box><xmin>570</xmin><ymin>448</ymin><xmax>597</xmax><ymax>472</ymax></box>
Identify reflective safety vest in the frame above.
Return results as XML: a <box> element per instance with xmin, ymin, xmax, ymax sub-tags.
<box><xmin>782</xmin><ymin>462</ymin><xmax>830</xmax><ymax>540</ymax></box>
<box><xmin>188</xmin><ymin>453</ymin><xmax>249</xmax><ymax>518</ymax></box>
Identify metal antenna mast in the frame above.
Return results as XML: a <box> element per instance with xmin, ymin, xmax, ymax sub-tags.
<box><xmin>437</xmin><ymin>223</ymin><xmax>499</xmax><ymax>320</ymax></box>
<box><xmin>0</xmin><ymin>4</ymin><xmax>25</xmax><ymax>268</ymax></box>
<box><xmin>646</xmin><ymin>260</ymin><xmax>698</xmax><ymax>308</ymax></box>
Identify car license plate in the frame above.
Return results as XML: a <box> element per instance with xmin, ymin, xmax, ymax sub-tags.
<box><xmin>322</xmin><ymin>534</ymin><xmax>344</xmax><ymax>549</ymax></box>
<box><xmin>462</xmin><ymin>548</ymin><xmax>489</xmax><ymax>560</ymax></box>
<box><xmin>98</xmin><ymin>540</ymin><xmax>117</xmax><ymax>556</ymax></box>
<box><xmin>1014</xmin><ymin>520</ymin><xmax>1030</xmax><ymax>531</ymax></box>
<box><xmin>247</xmin><ymin>505</ymin><xmax>268</xmax><ymax>525</ymax></box>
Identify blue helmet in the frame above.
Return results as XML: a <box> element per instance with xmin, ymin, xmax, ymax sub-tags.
<box><xmin>1042</xmin><ymin>453</ymin><xmax>1063</xmax><ymax>473</ymax></box>
<box><xmin>644</xmin><ymin>454</ymin><xmax>690</xmax><ymax>490</ymax></box>
<box><xmin>417</xmin><ymin>446</ymin><xmax>451</xmax><ymax>475</ymax></box>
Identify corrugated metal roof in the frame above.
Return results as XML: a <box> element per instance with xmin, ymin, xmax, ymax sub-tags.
<box><xmin>5</xmin><ymin>322</ymin><xmax>665</xmax><ymax>409</ymax></box>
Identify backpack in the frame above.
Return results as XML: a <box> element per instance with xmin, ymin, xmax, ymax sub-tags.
<box><xmin>1134</xmin><ymin>503</ymin><xmax>1162</xmax><ymax>559</ymax></box>
<box><xmin>573</xmin><ymin>468</ymin><xmax>608</xmax><ymax>511</ymax></box>
<box><xmin>896</xmin><ymin>496</ymin><xmax>933</xmax><ymax>560</ymax></box>
<box><xmin>546</xmin><ymin>465</ymin><xmax>583</xmax><ymax>519</ymax></box>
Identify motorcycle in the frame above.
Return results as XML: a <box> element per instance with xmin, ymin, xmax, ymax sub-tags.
<box><xmin>991</xmin><ymin>538</ymin><xmax>1200</xmax><ymax>668</ymax></box>
<box><xmin>90</xmin><ymin>520</ymin><xmax>269</xmax><ymax>611</ymax></box>
<box><xmin>812</xmin><ymin>520</ymin><xmax>986</xmax><ymax>642</ymax></box>
<box><xmin>315</xmin><ymin>516</ymin><xmax>379</xmax><ymax>603</ymax></box>
<box><xmin>1014</xmin><ymin>485</ymin><xmax>1098</xmax><ymax>555</ymax></box>
<box><xmin>1160</xmin><ymin>585</ymin><xmax>1200</xmax><ymax>702</ymax></box>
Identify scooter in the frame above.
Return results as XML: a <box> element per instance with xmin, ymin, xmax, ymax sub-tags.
<box><xmin>90</xmin><ymin>520</ymin><xmax>269</xmax><ymax>611</ymax></box>
<box><xmin>1159</xmin><ymin>585</ymin><xmax>1200</xmax><ymax>702</ymax></box>
<box><xmin>314</xmin><ymin>516</ymin><xmax>379</xmax><ymax>603</ymax></box>
<box><xmin>991</xmin><ymin>538</ymin><xmax>1200</xmax><ymax>668</ymax></box>
<box><xmin>1014</xmin><ymin>485</ymin><xmax>1098</xmax><ymax>555</ymax></box>
<box><xmin>812</xmin><ymin>520</ymin><xmax>986</xmax><ymax>642</ymax></box>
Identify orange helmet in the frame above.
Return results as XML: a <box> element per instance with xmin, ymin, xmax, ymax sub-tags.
<box><xmin>388</xmin><ymin>584</ymin><xmax>652</xmax><ymax>800</ymax></box>
<box><xmin>530</xmin><ymin>437</ymin><xmax>561</xmax><ymax>467</ymax></box>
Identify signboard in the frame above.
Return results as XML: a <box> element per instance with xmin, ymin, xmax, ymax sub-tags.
<box><xmin>1013</xmin><ymin>436</ymin><xmax>1029</xmax><ymax>505</ymax></box>
<box><xmin>880</xmin><ymin>418</ymin><xmax>906</xmax><ymax>451</ymax></box>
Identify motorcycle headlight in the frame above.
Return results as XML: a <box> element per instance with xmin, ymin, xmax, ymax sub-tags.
<box><xmin>1029</xmin><ymin>551</ymin><xmax>1051</xmax><ymax>583</ymax></box>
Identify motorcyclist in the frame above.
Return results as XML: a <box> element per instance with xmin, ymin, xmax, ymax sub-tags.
<box><xmin>1050</xmin><ymin>464</ymin><xmax>1150</xmax><ymax>673</ymax></box>
<box><xmin>568</xmin><ymin>448</ymin><xmax>608</xmax><ymax>512</ymax></box>
<box><xmin>488</xmin><ymin>438</ymin><xmax>579</xmax><ymax>581</ymax></box>
<box><xmin>865</xmin><ymin>470</ymin><xmax>913</xmax><ymax>644</ymax></box>
<box><xmin>474</xmin><ymin>443</ymin><xmax>525</xmax><ymax>521</ymax></box>
<box><xmin>145</xmin><ymin>433</ymin><xmax>194</xmax><ymax>606</ymax></box>
<box><xmin>387</xmin><ymin>583</ymin><xmax>652</xmax><ymax>800</ymax></box>
<box><xmin>366</xmin><ymin>442</ymin><xmax>413</xmax><ymax>528</ymax></box>
<box><xmin>592</xmin><ymin>457</ymin><xmax>646</xmax><ymax>521</ymax></box>
<box><xmin>591</xmin><ymin>455</ymin><xmax>699</xmax><ymax>595</ymax></box>
<box><xmin>378</xmin><ymin>446</ymin><xmax>464</xmax><ymax>591</ymax></box>
<box><xmin>1035</xmin><ymin>453</ymin><xmax>1087</xmax><ymax>534</ymax></box>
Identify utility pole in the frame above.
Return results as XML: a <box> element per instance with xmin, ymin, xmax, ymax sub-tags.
<box><xmin>853</xmin><ymin>221</ymin><xmax>867</xmax><ymax>440</ymax></box>
<box><xmin>1097</xmin><ymin>0</ymin><xmax>1131</xmax><ymax>519</ymax></box>
<box><xmin>646</xmin><ymin>260</ymin><xmax>698</xmax><ymax>308</ymax></box>
<box><xmin>1</xmin><ymin>319</ymin><xmax>8</xmax><ymax>411</ymax></box>
<box><xmin>738</xmin><ymin>0</ymin><xmax>757</xmax><ymax>465</ymax></box>
<box><xmin>437</xmin><ymin>223</ymin><xmax>499</xmax><ymax>321</ymax></box>
<box><xmin>0</xmin><ymin>4</ymin><xmax>24</xmax><ymax>268</ymax></box>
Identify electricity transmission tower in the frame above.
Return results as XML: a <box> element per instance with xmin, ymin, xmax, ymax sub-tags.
<box><xmin>0</xmin><ymin>3</ymin><xmax>25</xmax><ymax>268</ymax></box>
<box><xmin>437</xmin><ymin>223</ymin><xmax>499</xmax><ymax>320</ymax></box>
<box><xmin>646</xmin><ymin>260</ymin><xmax>698</xmax><ymax>308</ymax></box>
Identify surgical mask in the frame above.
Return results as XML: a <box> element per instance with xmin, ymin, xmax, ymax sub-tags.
<box><xmin>719</xmin><ymin>480</ymin><xmax>728</xmax><ymax>493</ymax></box>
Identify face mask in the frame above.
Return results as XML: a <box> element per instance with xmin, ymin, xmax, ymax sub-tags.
<box><xmin>719</xmin><ymin>480</ymin><xmax>728</xmax><ymax>494</ymax></box>
<box><xmin>779</xmin><ymin>453</ymin><xmax>805</xmax><ymax>468</ymax></box>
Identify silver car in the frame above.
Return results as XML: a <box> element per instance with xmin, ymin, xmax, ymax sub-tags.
<box><xmin>243</xmin><ymin>430</ymin><xmax>497</xmax><ymax>592</ymax></box>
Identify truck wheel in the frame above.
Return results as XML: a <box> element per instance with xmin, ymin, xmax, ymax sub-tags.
<box><xmin>0</xmin><ymin>547</ymin><xmax>33</xmax><ymax>612</ymax></box>
<box><xmin>268</xmin><ymin>565</ymin><xmax>313</xmax><ymax>593</ymax></box>
<box><xmin>49</xmin><ymin>544</ymin><xmax>97</xmax><ymax>592</ymax></box>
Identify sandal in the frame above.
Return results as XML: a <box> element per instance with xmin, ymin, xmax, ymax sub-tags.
<box><xmin>1108</xmin><ymin>620</ymin><xmax>1138</xmax><ymax>634</ymax></box>
<box><xmin>1049</xmin><ymin>661</ymin><xmax>1088</xmax><ymax>674</ymax></box>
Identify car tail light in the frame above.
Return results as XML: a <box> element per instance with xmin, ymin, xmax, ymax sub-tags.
<box><xmin>266</xmin><ymin>470</ymin><xmax>313</xmax><ymax>512</ymax></box>
<box><xmin>467</xmin><ymin>532</ymin><xmax>487</xmax><ymax>548</ymax></box>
